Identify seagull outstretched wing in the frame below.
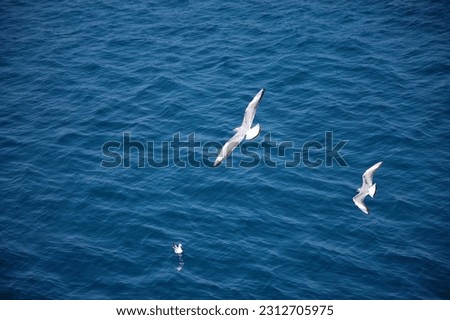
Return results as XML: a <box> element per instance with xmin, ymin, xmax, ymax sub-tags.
<box><xmin>241</xmin><ymin>88</ymin><xmax>265</xmax><ymax>129</ymax></box>
<box><xmin>213</xmin><ymin>131</ymin><xmax>245</xmax><ymax>167</ymax></box>
<box><xmin>362</xmin><ymin>161</ymin><xmax>383</xmax><ymax>189</ymax></box>
<box><xmin>353</xmin><ymin>192</ymin><xmax>369</xmax><ymax>214</ymax></box>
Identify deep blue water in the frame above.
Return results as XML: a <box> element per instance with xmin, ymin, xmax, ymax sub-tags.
<box><xmin>1</xmin><ymin>0</ymin><xmax>449</xmax><ymax>299</ymax></box>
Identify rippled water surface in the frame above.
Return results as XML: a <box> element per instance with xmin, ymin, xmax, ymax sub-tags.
<box><xmin>1</xmin><ymin>0</ymin><xmax>449</xmax><ymax>299</ymax></box>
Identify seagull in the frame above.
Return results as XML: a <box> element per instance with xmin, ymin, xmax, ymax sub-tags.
<box><xmin>352</xmin><ymin>161</ymin><xmax>383</xmax><ymax>214</ymax></box>
<box><xmin>173</xmin><ymin>243</ymin><xmax>183</xmax><ymax>254</ymax></box>
<box><xmin>213</xmin><ymin>88</ymin><xmax>265</xmax><ymax>167</ymax></box>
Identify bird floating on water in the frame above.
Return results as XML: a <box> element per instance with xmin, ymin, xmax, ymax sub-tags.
<box><xmin>353</xmin><ymin>161</ymin><xmax>383</xmax><ymax>214</ymax></box>
<box><xmin>173</xmin><ymin>243</ymin><xmax>183</xmax><ymax>254</ymax></box>
<box><xmin>213</xmin><ymin>88</ymin><xmax>265</xmax><ymax>167</ymax></box>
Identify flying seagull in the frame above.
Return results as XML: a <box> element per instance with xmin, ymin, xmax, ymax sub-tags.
<box><xmin>173</xmin><ymin>243</ymin><xmax>183</xmax><ymax>254</ymax></box>
<box><xmin>353</xmin><ymin>161</ymin><xmax>383</xmax><ymax>214</ymax></box>
<box><xmin>213</xmin><ymin>88</ymin><xmax>265</xmax><ymax>167</ymax></box>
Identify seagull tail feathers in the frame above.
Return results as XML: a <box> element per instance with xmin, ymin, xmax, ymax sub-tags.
<box><xmin>245</xmin><ymin>123</ymin><xmax>261</xmax><ymax>140</ymax></box>
<box><xmin>369</xmin><ymin>183</ymin><xmax>377</xmax><ymax>198</ymax></box>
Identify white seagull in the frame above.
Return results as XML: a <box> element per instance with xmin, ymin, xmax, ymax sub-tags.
<box><xmin>213</xmin><ymin>88</ymin><xmax>265</xmax><ymax>167</ymax></box>
<box><xmin>173</xmin><ymin>243</ymin><xmax>183</xmax><ymax>254</ymax></box>
<box><xmin>353</xmin><ymin>161</ymin><xmax>383</xmax><ymax>214</ymax></box>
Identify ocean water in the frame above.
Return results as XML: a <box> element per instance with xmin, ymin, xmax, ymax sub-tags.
<box><xmin>1</xmin><ymin>0</ymin><xmax>449</xmax><ymax>299</ymax></box>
